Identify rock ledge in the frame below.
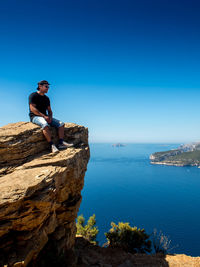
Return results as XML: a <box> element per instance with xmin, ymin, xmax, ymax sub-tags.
<box><xmin>0</xmin><ymin>122</ymin><xmax>90</xmax><ymax>267</ymax></box>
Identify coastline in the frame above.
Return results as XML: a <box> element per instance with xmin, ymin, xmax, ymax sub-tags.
<box><xmin>150</xmin><ymin>160</ymin><xmax>200</xmax><ymax>167</ymax></box>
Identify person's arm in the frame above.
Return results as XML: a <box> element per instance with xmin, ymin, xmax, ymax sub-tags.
<box><xmin>47</xmin><ymin>105</ymin><xmax>53</xmax><ymax>122</ymax></box>
<box><xmin>29</xmin><ymin>103</ymin><xmax>50</xmax><ymax>122</ymax></box>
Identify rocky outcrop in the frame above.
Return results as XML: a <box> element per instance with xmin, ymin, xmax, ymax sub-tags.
<box><xmin>75</xmin><ymin>237</ymin><xmax>200</xmax><ymax>267</ymax></box>
<box><xmin>0</xmin><ymin>122</ymin><xmax>88</xmax><ymax>177</ymax></box>
<box><xmin>0</xmin><ymin>122</ymin><xmax>90</xmax><ymax>267</ymax></box>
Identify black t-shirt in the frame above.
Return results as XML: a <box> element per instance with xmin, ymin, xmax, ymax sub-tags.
<box><xmin>29</xmin><ymin>92</ymin><xmax>50</xmax><ymax>120</ymax></box>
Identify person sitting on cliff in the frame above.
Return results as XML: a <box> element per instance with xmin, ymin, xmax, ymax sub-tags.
<box><xmin>29</xmin><ymin>80</ymin><xmax>73</xmax><ymax>153</ymax></box>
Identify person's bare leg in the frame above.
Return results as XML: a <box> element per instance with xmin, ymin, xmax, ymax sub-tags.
<box><xmin>57</xmin><ymin>125</ymin><xmax>73</xmax><ymax>148</ymax></box>
<box><xmin>43</xmin><ymin>126</ymin><xmax>52</xmax><ymax>142</ymax></box>
<box><xmin>58</xmin><ymin>125</ymin><xmax>64</xmax><ymax>139</ymax></box>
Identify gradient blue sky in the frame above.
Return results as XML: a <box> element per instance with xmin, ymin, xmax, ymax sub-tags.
<box><xmin>1</xmin><ymin>0</ymin><xmax>200</xmax><ymax>142</ymax></box>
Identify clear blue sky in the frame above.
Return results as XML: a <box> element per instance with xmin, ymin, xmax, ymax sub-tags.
<box><xmin>1</xmin><ymin>0</ymin><xmax>200</xmax><ymax>142</ymax></box>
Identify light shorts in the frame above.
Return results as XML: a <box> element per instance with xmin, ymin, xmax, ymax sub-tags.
<box><xmin>32</xmin><ymin>116</ymin><xmax>64</xmax><ymax>129</ymax></box>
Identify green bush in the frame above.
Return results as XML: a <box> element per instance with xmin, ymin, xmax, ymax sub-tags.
<box><xmin>105</xmin><ymin>222</ymin><xmax>151</xmax><ymax>254</ymax></box>
<box><xmin>76</xmin><ymin>214</ymin><xmax>99</xmax><ymax>244</ymax></box>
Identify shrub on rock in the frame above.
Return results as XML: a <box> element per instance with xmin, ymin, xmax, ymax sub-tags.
<box><xmin>76</xmin><ymin>214</ymin><xmax>99</xmax><ymax>244</ymax></box>
<box><xmin>105</xmin><ymin>222</ymin><xmax>151</xmax><ymax>254</ymax></box>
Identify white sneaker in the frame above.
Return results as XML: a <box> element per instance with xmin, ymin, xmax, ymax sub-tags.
<box><xmin>58</xmin><ymin>141</ymin><xmax>74</xmax><ymax>149</ymax></box>
<box><xmin>51</xmin><ymin>144</ymin><xmax>59</xmax><ymax>153</ymax></box>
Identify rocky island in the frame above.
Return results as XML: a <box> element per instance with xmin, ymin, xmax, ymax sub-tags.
<box><xmin>112</xmin><ymin>143</ymin><xmax>126</xmax><ymax>147</ymax></box>
<box><xmin>150</xmin><ymin>142</ymin><xmax>200</xmax><ymax>167</ymax></box>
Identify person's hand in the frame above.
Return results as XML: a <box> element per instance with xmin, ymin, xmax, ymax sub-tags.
<box><xmin>48</xmin><ymin>116</ymin><xmax>52</xmax><ymax>123</ymax></box>
<box><xmin>44</xmin><ymin>116</ymin><xmax>51</xmax><ymax>123</ymax></box>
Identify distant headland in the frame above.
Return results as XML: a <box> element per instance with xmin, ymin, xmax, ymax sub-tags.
<box><xmin>150</xmin><ymin>142</ymin><xmax>200</xmax><ymax>167</ymax></box>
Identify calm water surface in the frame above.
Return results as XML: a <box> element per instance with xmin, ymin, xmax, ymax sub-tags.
<box><xmin>79</xmin><ymin>143</ymin><xmax>200</xmax><ymax>256</ymax></box>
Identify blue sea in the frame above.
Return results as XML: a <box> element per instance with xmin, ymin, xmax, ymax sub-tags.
<box><xmin>79</xmin><ymin>143</ymin><xmax>200</xmax><ymax>256</ymax></box>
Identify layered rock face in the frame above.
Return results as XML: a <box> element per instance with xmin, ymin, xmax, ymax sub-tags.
<box><xmin>0</xmin><ymin>122</ymin><xmax>90</xmax><ymax>267</ymax></box>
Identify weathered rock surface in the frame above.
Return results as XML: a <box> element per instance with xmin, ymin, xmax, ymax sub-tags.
<box><xmin>0</xmin><ymin>122</ymin><xmax>90</xmax><ymax>267</ymax></box>
<box><xmin>0</xmin><ymin>122</ymin><xmax>88</xmax><ymax>176</ymax></box>
<box><xmin>75</xmin><ymin>237</ymin><xmax>200</xmax><ymax>267</ymax></box>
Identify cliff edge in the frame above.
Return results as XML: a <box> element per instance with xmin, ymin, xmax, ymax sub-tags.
<box><xmin>0</xmin><ymin>122</ymin><xmax>90</xmax><ymax>267</ymax></box>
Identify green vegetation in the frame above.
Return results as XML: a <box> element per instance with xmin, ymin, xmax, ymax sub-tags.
<box><xmin>76</xmin><ymin>215</ymin><xmax>176</xmax><ymax>255</ymax></box>
<box><xmin>153</xmin><ymin>150</ymin><xmax>178</xmax><ymax>157</ymax></box>
<box><xmin>105</xmin><ymin>222</ymin><xmax>152</xmax><ymax>253</ymax></box>
<box><xmin>76</xmin><ymin>214</ymin><xmax>99</xmax><ymax>244</ymax></box>
<box><xmin>170</xmin><ymin>150</ymin><xmax>200</xmax><ymax>161</ymax></box>
<box><xmin>151</xmin><ymin>149</ymin><xmax>200</xmax><ymax>166</ymax></box>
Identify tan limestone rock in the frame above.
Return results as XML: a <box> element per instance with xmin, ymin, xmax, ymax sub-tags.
<box><xmin>0</xmin><ymin>122</ymin><xmax>88</xmax><ymax>176</ymax></box>
<box><xmin>0</xmin><ymin>122</ymin><xmax>90</xmax><ymax>267</ymax></box>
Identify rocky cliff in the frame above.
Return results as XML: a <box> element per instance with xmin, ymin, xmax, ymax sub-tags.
<box><xmin>0</xmin><ymin>122</ymin><xmax>90</xmax><ymax>267</ymax></box>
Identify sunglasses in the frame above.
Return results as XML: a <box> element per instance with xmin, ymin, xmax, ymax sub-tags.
<box><xmin>43</xmin><ymin>85</ymin><xmax>49</xmax><ymax>88</ymax></box>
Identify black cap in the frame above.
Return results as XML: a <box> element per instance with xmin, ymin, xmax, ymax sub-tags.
<box><xmin>38</xmin><ymin>80</ymin><xmax>50</xmax><ymax>85</ymax></box>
